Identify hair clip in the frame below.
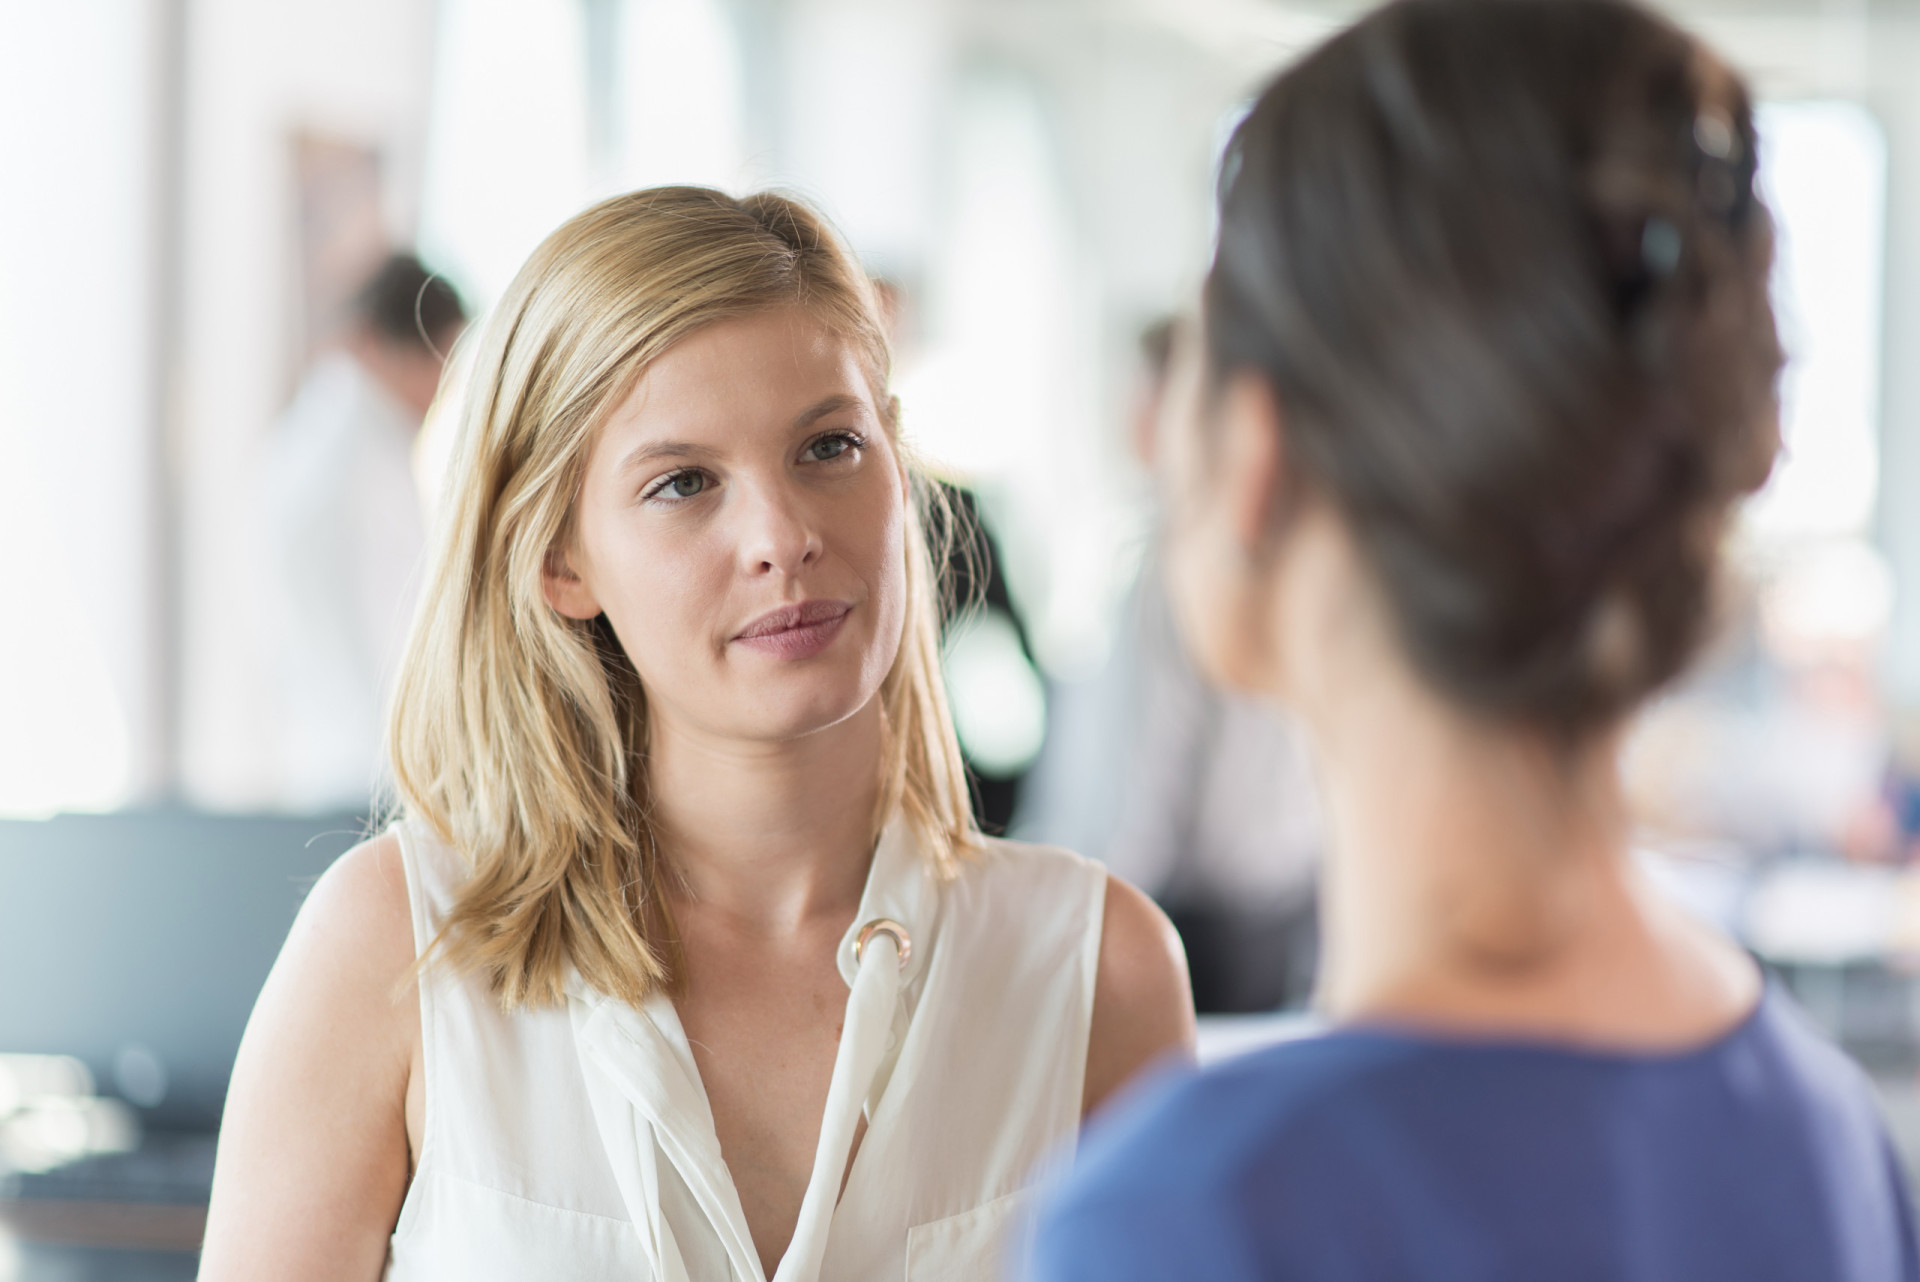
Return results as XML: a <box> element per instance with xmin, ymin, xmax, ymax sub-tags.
<box><xmin>1641</xmin><ymin>217</ymin><xmax>1682</xmax><ymax>279</ymax></box>
<box><xmin>1693</xmin><ymin>109</ymin><xmax>1737</xmax><ymax>161</ymax></box>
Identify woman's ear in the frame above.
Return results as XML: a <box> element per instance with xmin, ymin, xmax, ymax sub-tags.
<box><xmin>542</xmin><ymin>545</ymin><xmax>603</xmax><ymax>620</ymax></box>
<box><xmin>1216</xmin><ymin>370</ymin><xmax>1287</xmax><ymax>554</ymax></box>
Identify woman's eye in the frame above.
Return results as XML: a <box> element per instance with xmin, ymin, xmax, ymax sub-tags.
<box><xmin>807</xmin><ymin>433</ymin><xmax>859</xmax><ymax>462</ymax></box>
<box><xmin>650</xmin><ymin>470</ymin><xmax>708</xmax><ymax>501</ymax></box>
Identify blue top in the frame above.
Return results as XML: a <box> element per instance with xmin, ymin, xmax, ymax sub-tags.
<box><xmin>1033</xmin><ymin>987</ymin><xmax>1919</xmax><ymax>1281</ymax></box>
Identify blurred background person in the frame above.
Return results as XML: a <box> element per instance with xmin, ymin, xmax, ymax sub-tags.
<box><xmin>1022</xmin><ymin>319</ymin><xmax>1324</xmax><ymax>1012</ymax></box>
<box><xmin>1032</xmin><ymin>0</ymin><xmax>1919</xmax><ymax>1278</ymax></box>
<box><xmin>260</xmin><ymin>254</ymin><xmax>466</xmax><ymax>812</ymax></box>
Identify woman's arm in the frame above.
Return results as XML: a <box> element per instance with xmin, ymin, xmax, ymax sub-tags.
<box><xmin>199</xmin><ymin>832</ymin><xmax>420</xmax><ymax>1281</ymax></box>
<box><xmin>1083</xmin><ymin>875</ymin><xmax>1198</xmax><ymax>1117</ymax></box>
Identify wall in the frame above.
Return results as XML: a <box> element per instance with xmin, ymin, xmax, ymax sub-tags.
<box><xmin>0</xmin><ymin>1</ymin><xmax>164</xmax><ymax>815</ymax></box>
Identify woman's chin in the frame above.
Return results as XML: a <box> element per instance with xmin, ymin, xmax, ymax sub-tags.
<box><xmin>733</xmin><ymin>680</ymin><xmax>881</xmax><ymax>747</ymax></box>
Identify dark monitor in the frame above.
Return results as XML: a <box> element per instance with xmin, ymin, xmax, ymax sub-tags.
<box><xmin>0</xmin><ymin>810</ymin><xmax>366</xmax><ymax>1131</ymax></box>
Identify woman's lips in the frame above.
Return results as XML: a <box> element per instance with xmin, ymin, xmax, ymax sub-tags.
<box><xmin>732</xmin><ymin>600</ymin><xmax>853</xmax><ymax>661</ymax></box>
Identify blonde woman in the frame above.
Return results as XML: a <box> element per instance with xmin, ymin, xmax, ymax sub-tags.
<box><xmin>200</xmin><ymin>189</ymin><xmax>1195</xmax><ymax>1282</ymax></box>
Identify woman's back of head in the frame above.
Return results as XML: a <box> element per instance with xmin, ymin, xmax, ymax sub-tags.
<box><xmin>1206</xmin><ymin>0</ymin><xmax>1782</xmax><ymax>738</ymax></box>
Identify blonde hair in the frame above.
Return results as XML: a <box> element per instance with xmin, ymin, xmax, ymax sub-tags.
<box><xmin>388</xmin><ymin>187</ymin><xmax>976</xmax><ymax>1010</ymax></box>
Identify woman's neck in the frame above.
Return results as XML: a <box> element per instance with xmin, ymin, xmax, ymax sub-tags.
<box><xmin>646</xmin><ymin>697</ymin><xmax>883</xmax><ymax>935</ymax></box>
<box><xmin>1288</xmin><ymin>571</ymin><xmax>1756</xmax><ymax>1049</ymax></box>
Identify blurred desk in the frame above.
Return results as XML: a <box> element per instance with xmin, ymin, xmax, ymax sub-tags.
<box><xmin>1746</xmin><ymin>860</ymin><xmax>1920</xmax><ymax>968</ymax></box>
<box><xmin>0</xmin><ymin>1114</ymin><xmax>217</xmax><ymax>1278</ymax></box>
<box><xmin>0</xmin><ymin>1239</ymin><xmax>198</xmax><ymax>1282</ymax></box>
<box><xmin>0</xmin><ymin>1200</ymin><xmax>204</xmax><ymax>1252</ymax></box>
<box><xmin>1740</xmin><ymin>858</ymin><xmax>1920</xmax><ymax>1069</ymax></box>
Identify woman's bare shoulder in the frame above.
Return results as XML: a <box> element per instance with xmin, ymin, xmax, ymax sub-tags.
<box><xmin>1084</xmin><ymin>874</ymin><xmax>1197</xmax><ymax>1117</ymax></box>
<box><xmin>237</xmin><ymin>826</ymin><xmax>421</xmax><ymax>1090</ymax></box>
<box><xmin>266</xmin><ymin>827</ymin><xmax>424</xmax><ymax>1068</ymax></box>
<box><xmin>295</xmin><ymin>829</ymin><xmax>417</xmax><ymax>972</ymax></box>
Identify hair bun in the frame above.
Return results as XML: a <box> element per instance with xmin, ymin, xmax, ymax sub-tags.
<box><xmin>1205</xmin><ymin>0</ymin><xmax>1781</xmax><ymax>735</ymax></box>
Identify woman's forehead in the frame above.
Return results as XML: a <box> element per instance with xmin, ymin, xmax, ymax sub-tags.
<box><xmin>597</xmin><ymin>307</ymin><xmax>879</xmax><ymax>458</ymax></box>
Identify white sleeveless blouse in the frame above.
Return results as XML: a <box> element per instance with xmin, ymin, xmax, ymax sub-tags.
<box><xmin>384</xmin><ymin>818</ymin><xmax>1107</xmax><ymax>1282</ymax></box>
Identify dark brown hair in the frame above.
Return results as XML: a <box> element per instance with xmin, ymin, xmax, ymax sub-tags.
<box><xmin>1205</xmin><ymin>0</ymin><xmax>1782</xmax><ymax>737</ymax></box>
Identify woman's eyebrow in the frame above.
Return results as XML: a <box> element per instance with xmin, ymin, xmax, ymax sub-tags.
<box><xmin>617</xmin><ymin>395</ymin><xmax>864</xmax><ymax>473</ymax></box>
<box><xmin>617</xmin><ymin>439</ymin><xmax>717</xmax><ymax>473</ymax></box>
<box><xmin>793</xmin><ymin>394</ymin><xmax>866</xmax><ymax>429</ymax></box>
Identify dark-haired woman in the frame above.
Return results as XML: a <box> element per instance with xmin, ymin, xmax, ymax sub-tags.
<box><xmin>1029</xmin><ymin>0</ymin><xmax>1920</xmax><ymax>1278</ymax></box>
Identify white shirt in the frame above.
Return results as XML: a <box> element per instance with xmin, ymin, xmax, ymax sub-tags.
<box><xmin>385</xmin><ymin>816</ymin><xmax>1107</xmax><ymax>1281</ymax></box>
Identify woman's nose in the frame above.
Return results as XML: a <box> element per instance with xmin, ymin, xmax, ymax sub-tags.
<box><xmin>735</xmin><ymin>479</ymin><xmax>823</xmax><ymax>577</ymax></box>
